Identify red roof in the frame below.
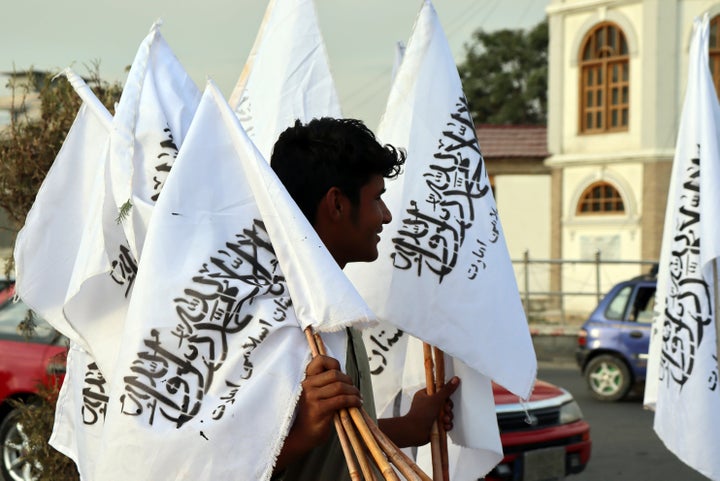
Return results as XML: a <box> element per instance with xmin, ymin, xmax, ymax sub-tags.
<box><xmin>475</xmin><ymin>125</ymin><xmax>549</xmax><ymax>159</ymax></box>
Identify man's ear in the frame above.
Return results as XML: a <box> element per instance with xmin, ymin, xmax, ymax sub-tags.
<box><xmin>319</xmin><ymin>186</ymin><xmax>346</xmax><ymax>222</ymax></box>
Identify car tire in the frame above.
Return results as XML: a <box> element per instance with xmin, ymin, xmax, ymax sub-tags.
<box><xmin>0</xmin><ymin>407</ymin><xmax>39</xmax><ymax>481</ymax></box>
<box><xmin>585</xmin><ymin>354</ymin><xmax>632</xmax><ymax>402</ymax></box>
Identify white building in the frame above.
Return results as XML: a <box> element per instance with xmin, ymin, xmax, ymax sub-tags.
<box><xmin>544</xmin><ymin>0</ymin><xmax>720</xmax><ymax>313</ymax></box>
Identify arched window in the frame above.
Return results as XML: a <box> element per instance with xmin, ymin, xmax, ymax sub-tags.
<box><xmin>710</xmin><ymin>15</ymin><xmax>720</xmax><ymax>99</ymax></box>
<box><xmin>576</xmin><ymin>182</ymin><xmax>625</xmax><ymax>215</ymax></box>
<box><xmin>579</xmin><ymin>23</ymin><xmax>629</xmax><ymax>133</ymax></box>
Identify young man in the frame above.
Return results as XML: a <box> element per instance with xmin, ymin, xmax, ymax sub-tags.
<box><xmin>270</xmin><ymin>118</ymin><xmax>460</xmax><ymax>480</ymax></box>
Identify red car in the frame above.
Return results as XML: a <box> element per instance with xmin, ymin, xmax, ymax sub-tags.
<box><xmin>485</xmin><ymin>379</ymin><xmax>592</xmax><ymax>480</ymax></box>
<box><xmin>0</xmin><ymin>288</ymin><xmax>67</xmax><ymax>481</ymax></box>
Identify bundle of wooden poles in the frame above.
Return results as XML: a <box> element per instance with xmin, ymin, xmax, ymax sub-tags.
<box><xmin>304</xmin><ymin>327</ymin><xmax>450</xmax><ymax>481</ymax></box>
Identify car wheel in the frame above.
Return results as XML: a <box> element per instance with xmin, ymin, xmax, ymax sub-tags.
<box><xmin>0</xmin><ymin>408</ymin><xmax>40</xmax><ymax>481</ymax></box>
<box><xmin>585</xmin><ymin>354</ymin><xmax>632</xmax><ymax>401</ymax></box>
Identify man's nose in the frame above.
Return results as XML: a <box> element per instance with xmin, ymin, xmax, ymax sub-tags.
<box><xmin>381</xmin><ymin>201</ymin><xmax>392</xmax><ymax>224</ymax></box>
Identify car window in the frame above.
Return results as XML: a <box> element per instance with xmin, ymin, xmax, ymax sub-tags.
<box><xmin>629</xmin><ymin>286</ymin><xmax>656</xmax><ymax>323</ymax></box>
<box><xmin>605</xmin><ymin>285</ymin><xmax>632</xmax><ymax>320</ymax></box>
<box><xmin>0</xmin><ymin>300</ymin><xmax>55</xmax><ymax>342</ymax></box>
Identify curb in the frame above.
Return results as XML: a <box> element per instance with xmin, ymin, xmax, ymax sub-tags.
<box><xmin>529</xmin><ymin>324</ymin><xmax>579</xmax><ymax>337</ymax></box>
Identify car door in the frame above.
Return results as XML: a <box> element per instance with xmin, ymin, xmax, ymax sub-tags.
<box><xmin>617</xmin><ymin>281</ymin><xmax>655</xmax><ymax>376</ymax></box>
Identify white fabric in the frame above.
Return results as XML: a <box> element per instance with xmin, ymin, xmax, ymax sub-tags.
<box><xmin>13</xmin><ymin>70</ymin><xmax>111</xmax><ymax>351</ymax></box>
<box><xmin>61</xmin><ymin>22</ymin><xmax>200</xmax><ymax>378</ymax></box>
<box><xmin>109</xmin><ymin>20</ymin><xmax>201</xmax><ymax>261</ymax></box>
<box><xmin>228</xmin><ymin>0</ymin><xmax>341</xmax><ymax>160</ymax></box>
<box><xmin>345</xmin><ymin>1</ymin><xmax>535</xmax><ymax>476</ymax></box>
<box><xmin>643</xmin><ymin>14</ymin><xmax>720</xmax><ymax>481</ymax></box>
<box><xmin>347</xmin><ymin>0</ymin><xmax>535</xmax><ymax>400</ymax></box>
<box><xmin>11</xmin><ymin>70</ymin><xmax>119</xmax><ymax>480</ymax></box>
<box><xmin>391</xmin><ymin>41</ymin><xmax>406</xmax><ymax>84</ymax></box>
<box><xmin>91</xmin><ymin>81</ymin><xmax>372</xmax><ymax>481</ymax></box>
<box><xmin>50</xmin><ymin>343</ymin><xmax>107</xmax><ymax>481</ymax></box>
<box><xmin>37</xmin><ymin>24</ymin><xmax>200</xmax><ymax>478</ymax></box>
<box><xmin>403</xmin><ymin>337</ymin><xmax>502</xmax><ymax>479</ymax></box>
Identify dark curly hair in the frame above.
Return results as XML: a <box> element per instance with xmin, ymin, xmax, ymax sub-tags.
<box><xmin>270</xmin><ymin>117</ymin><xmax>405</xmax><ymax>224</ymax></box>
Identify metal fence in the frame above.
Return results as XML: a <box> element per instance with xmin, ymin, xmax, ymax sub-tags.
<box><xmin>512</xmin><ymin>250</ymin><xmax>658</xmax><ymax>324</ymax></box>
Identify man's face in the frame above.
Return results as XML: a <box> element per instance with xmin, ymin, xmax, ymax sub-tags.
<box><xmin>338</xmin><ymin>174</ymin><xmax>392</xmax><ymax>265</ymax></box>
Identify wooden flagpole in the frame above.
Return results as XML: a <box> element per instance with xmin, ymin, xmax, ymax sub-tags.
<box><xmin>714</xmin><ymin>260</ymin><xmax>720</xmax><ymax>386</ymax></box>
<box><xmin>311</xmin><ymin>331</ymin><xmax>397</xmax><ymax>481</ymax></box>
<box><xmin>304</xmin><ymin>327</ymin><xmax>434</xmax><ymax>480</ymax></box>
<box><xmin>422</xmin><ymin>343</ymin><xmax>443</xmax><ymax>481</ymax></box>
<box><xmin>303</xmin><ymin>328</ymin><xmax>369</xmax><ymax>480</ymax></box>
<box><xmin>360</xmin><ymin>410</ymin><xmax>429</xmax><ymax>481</ymax></box>
<box><xmin>432</xmin><ymin>346</ymin><xmax>450</xmax><ymax>481</ymax></box>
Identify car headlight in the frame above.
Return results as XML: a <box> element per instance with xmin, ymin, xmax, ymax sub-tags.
<box><xmin>559</xmin><ymin>400</ymin><xmax>583</xmax><ymax>424</ymax></box>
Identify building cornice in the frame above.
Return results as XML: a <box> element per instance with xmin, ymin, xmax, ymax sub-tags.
<box><xmin>547</xmin><ymin>0</ymin><xmax>640</xmax><ymax>16</ymax></box>
<box><xmin>545</xmin><ymin>149</ymin><xmax>675</xmax><ymax>167</ymax></box>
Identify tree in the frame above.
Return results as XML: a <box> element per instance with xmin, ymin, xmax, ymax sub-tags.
<box><xmin>458</xmin><ymin>18</ymin><xmax>548</xmax><ymax>125</ymax></box>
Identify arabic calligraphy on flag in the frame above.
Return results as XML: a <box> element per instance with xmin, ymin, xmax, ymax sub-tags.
<box><xmin>658</xmin><ymin>150</ymin><xmax>715</xmax><ymax>389</ymax></box>
<box><xmin>391</xmin><ymin>96</ymin><xmax>496</xmax><ymax>282</ymax></box>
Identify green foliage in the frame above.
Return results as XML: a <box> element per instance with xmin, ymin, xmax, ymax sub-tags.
<box><xmin>459</xmin><ymin>18</ymin><xmax>548</xmax><ymax>125</ymax></box>
<box><xmin>10</xmin><ymin>372</ymin><xmax>80</xmax><ymax>481</ymax></box>
<box><xmin>116</xmin><ymin>199</ymin><xmax>133</xmax><ymax>225</ymax></box>
<box><xmin>0</xmin><ymin>65</ymin><xmax>122</xmax><ymax>268</ymax></box>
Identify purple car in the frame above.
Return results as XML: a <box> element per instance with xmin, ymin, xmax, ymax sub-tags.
<box><xmin>576</xmin><ymin>272</ymin><xmax>656</xmax><ymax>401</ymax></box>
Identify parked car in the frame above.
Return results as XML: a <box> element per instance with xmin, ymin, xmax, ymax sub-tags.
<box><xmin>576</xmin><ymin>272</ymin><xmax>656</xmax><ymax>401</ymax></box>
<box><xmin>0</xmin><ymin>290</ymin><xmax>67</xmax><ymax>481</ymax></box>
<box><xmin>484</xmin><ymin>379</ymin><xmax>592</xmax><ymax>480</ymax></box>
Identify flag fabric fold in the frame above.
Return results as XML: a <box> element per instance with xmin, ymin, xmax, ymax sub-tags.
<box><xmin>12</xmin><ymin>68</ymin><xmax>117</xmax><ymax>481</ymax></box>
<box><xmin>643</xmin><ymin>14</ymin><xmax>720</xmax><ymax>481</ymax></box>
<box><xmin>20</xmin><ymin>24</ymin><xmax>202</xmax><ymax>478</ymax></box>
<box><xmin>402</xmin><ymin>337</ymin><xmax>503</xmax><ymax>479</ymax></box>
<box><xmin>108</xmin><ymin>20</ymin><xmax>201</xmax><ymax>261</ymax></box>
<box><xmin>228</xmin><ymin>0</ymin><xmax>341</xmax><ymax>160</ymax></box>
<box><xmin>61</xmin><ymin>21</ymin><xmax>201</xmax><ymax>378</ymax></box>
<box><xmin>92</xmin><ymin>80</ymin><xmax>373</xmax><ymax>481</ymax></box>
<box><xmin>345</xmin><ymin>1</ymin><xmax>536</xmax><ymax>477</ymax></box>
<box><xmin>13</xmin><ymin>69</ymin><xmax>112</xmax><ymax>352</ymax></box>
<box><xmin>50</xmin><ymin>343</ymin><xmax>108</xmax><ymax>481</ymax></box>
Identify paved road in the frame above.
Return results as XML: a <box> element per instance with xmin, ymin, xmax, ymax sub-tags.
<box><xmin>539</xmin><ymin>365</ymin><xmax>709</xmax><ymax>481</ymax></box>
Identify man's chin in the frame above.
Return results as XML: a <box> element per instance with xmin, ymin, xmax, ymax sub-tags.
<box><xmin>354</xmin><ymin>251</ymin><xmax>379</xmax><ymax>264</ymax></box>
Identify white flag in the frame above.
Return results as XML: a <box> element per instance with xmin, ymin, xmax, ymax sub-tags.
<box><xmin>60</xmin><ymin>21</ymin><xmax>200</xmax><ymax>377</ymax></box>
<box><xmin>12</xmin><ymin>69</ymin><xmax>117</xmax><ymax>480</ymax></box>
<box><xmin>50</xmin><ymin>343</ymin><xmax>108</xmax><ymax>481</ymax></box>
<box><xmin>228</xmin><ymin>0</ymin><xmax>341</xmax><ymax>160</ymax></box>
<box><xmin>345</xmin><ymin>1</ymin><xmax>536</xmax><ymax>476</ymax></box>
<box><xmin>13</xmin><ymin>69</ymin><xmax>112</xmax><ymax>350</ymax></box>
<box><xmin>50</xmin><ymin>24</ymin><xmax>201</xmax><ymax>477</ymax></box>
<box><xmin>348</xmin><ymin>0</ymin><xmax>536</xmax><ymax>400</ymax></box>
<box><xmin>109</xmin><ymin>20</ymin><xmax>201</xmax><ymax>260</ymax></box>
<box><xmin>643</xmin><ymin>14</ymin><xmax>720</xmax><ymax>480</ymax></box>
<box><xmin>92</xmin><ymin>81</ymin><xmax>374</xmax><ymax>481</ymax></box>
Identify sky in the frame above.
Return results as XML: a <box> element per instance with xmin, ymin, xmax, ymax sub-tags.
<box><xmin>1</xmin><ymin>0</ymin><xmax>549</xmax><ymax>128</ymax></box>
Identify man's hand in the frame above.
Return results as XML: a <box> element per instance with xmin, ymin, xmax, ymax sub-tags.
<box><xmin>378</xmin><ymin>376</ymin><xmax>460</xmax><ymax>448</ymax></box>
<box><xmin>274</xmin><ymin>355</ymin><xmax>363</xmax><ymax>471</ymax></box>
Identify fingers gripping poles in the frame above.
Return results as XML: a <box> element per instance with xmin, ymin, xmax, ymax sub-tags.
<box><xmin>303</xmin><ymin>327</ymin><xmax>432</xmax><ymax>481</ymax></box>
